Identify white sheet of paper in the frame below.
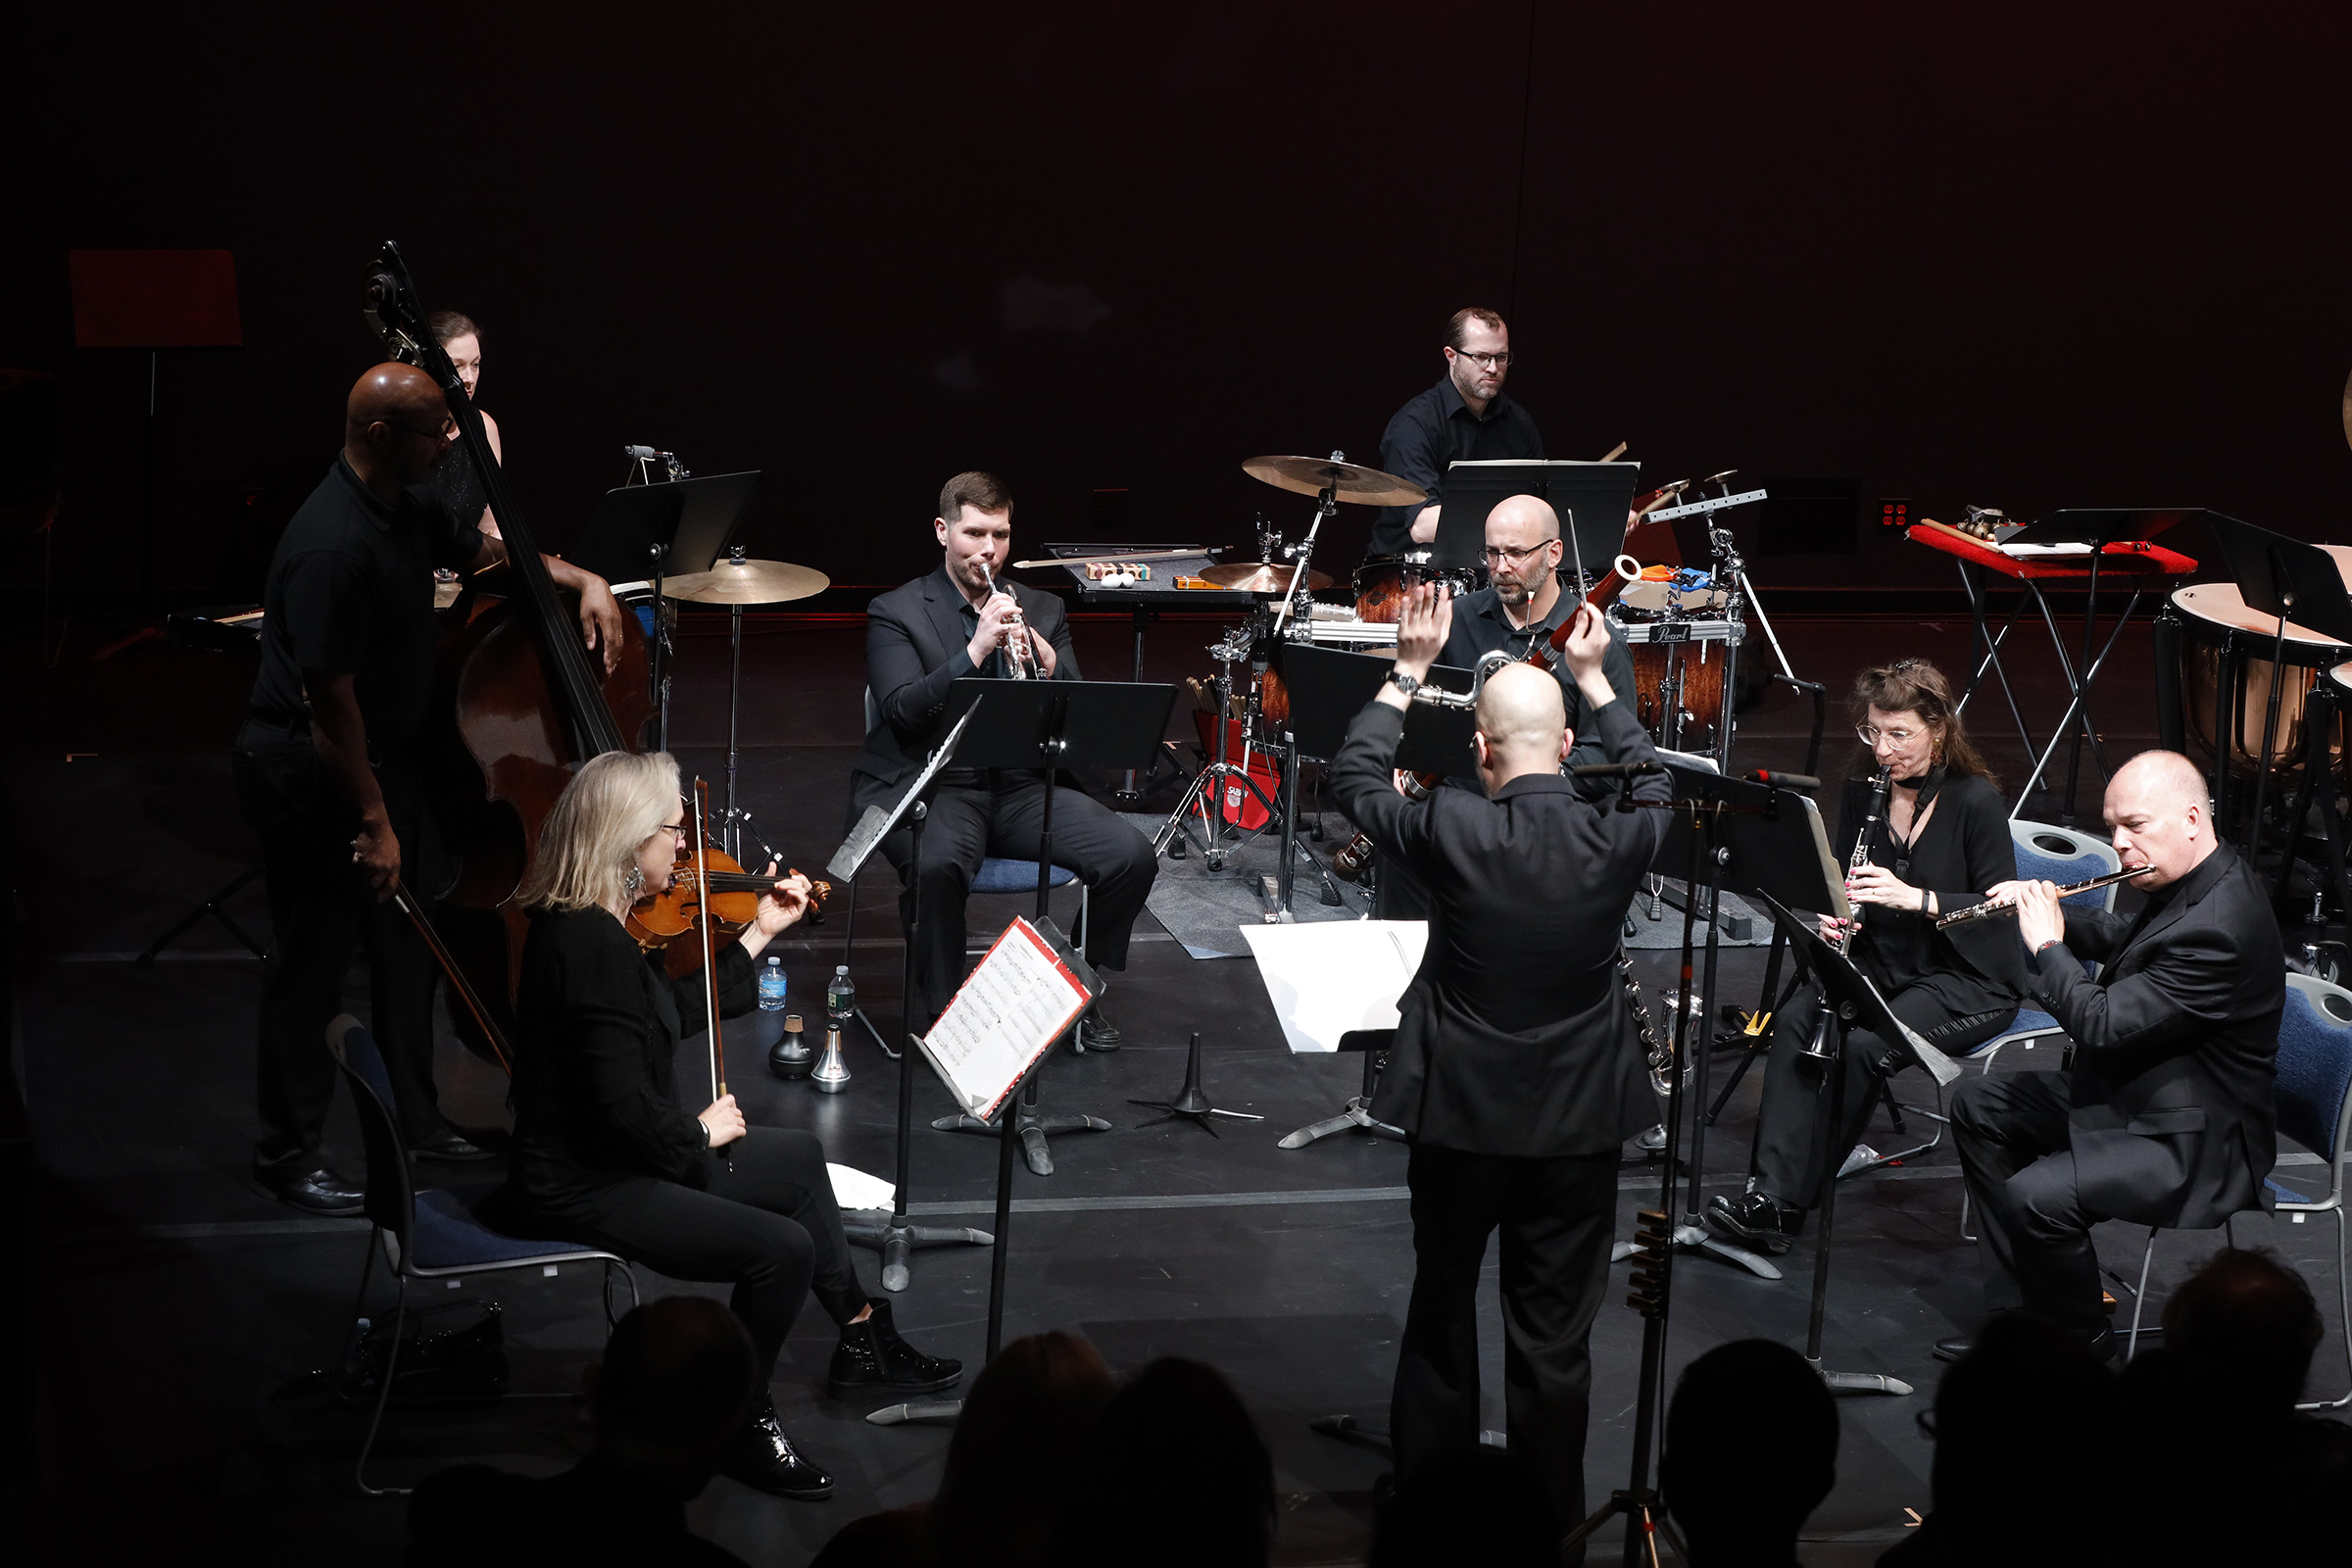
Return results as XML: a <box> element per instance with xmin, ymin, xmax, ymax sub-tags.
<box><xmin>827</xmin><ymin>1162</ymin><xmax>895</xmax><ymax>1211</ymax></box>
<box><xmin>916</xmin><ymin>918</ymin><xmax>1094</xmax><ymax>1119</ymax></box>
<box><xmin>1238</xmin><ymin>919</ymin><xmax>1429</xmax><ymax>1054</ymax></box>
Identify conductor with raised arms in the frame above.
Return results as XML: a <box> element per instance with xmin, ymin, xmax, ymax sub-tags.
<box><xmin>1941</xmin><ymin>749</ymin><xmax>2283</xmax><ymax>1363</ymax></box>
<box><xmin>1328</xmin><ymin>583</ymin><xmax>1669</xmax><ymax>1536</ymax></box>
<box><xmin>850</xmin><ymin>471</ymin><xmax>1158</xmax><ymax>1042</ymax></box>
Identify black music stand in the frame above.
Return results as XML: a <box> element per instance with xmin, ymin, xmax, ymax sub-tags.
<box><xmin>1753</xmin><ymin>890</ymin><xmax>1936</xmax><ymax>1396</ymax></box>
<box><xmin>2207</xmin><ymin>515</ymin><xmax>2352</xmax><ymax>859</ymax></box>
<box><xmin>1277</xmin><ymin>643</ymin><xmax>1480</xmax><ymax>779</ymax></box>
<box><xmin>1639</xmin><ymin>767</ymin><xmax>1847</xmax><ymax>1284</ymax></box>
<box><xmin>929</xmin><ymin>677</ymin><xmax>1177</xmax><ymax>1176</ymax></box>
<box><xmin>831</xmin><ymin>707</ymin><xmax>997</xmax><ymax>1291</ymax></box>
<box><xmin>1433</xmin><ymin>460</ymin><xmax>1639</xmax><ymax>578</ymax></box>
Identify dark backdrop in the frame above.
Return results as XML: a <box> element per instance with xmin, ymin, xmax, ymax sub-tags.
<box><xmin>7</xmin><ymin>1</ymin><xmax>2351</xmax><ymax>608</ymax></box>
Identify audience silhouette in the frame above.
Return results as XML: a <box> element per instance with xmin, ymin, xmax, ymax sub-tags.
<box><xmin>813</xmin><ymin>1331</ymin><xmax>1114</xmax><ymax>1568</ymax></box>
<box><xmin>405</xmin><ymin>1295</ymin><xmax>757</xmax><ymax>1566</ymax></box>
<box><xmin>1041</xmin><ymin>1356</ymin><xmax>1275</xmax><ymax>1568</ymax></box>
<box><xmin>1370</xmin><ymin>1444</ymin><xmax>1558</xmax><ymax>1567</ymax></box>
<box><xmin>1661</xmin><ymin>1339</ymin><xmax>1838</xmax><ymax>1568</ymax></box>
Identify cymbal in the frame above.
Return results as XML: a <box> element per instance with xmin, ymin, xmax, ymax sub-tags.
<box><xmin>1242</xmin><ymin>454</ymin><xmax>1428</xmax><ymax>508</ymax></box>
<box><xmin>662</xmin><ymin>558</ymin><xmax>831</xmax><ymax>605</ymax></box>
<box><xmin>1200</xmin><ymin>561</ymin><xmax>1335</xmax><ymax>593</ymax></box>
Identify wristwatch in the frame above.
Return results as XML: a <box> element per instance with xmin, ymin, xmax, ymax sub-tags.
<box><xmin>1387</xmin><ymin>670</ymin><xmax>1422</xmax><ymax>696</ymax></box>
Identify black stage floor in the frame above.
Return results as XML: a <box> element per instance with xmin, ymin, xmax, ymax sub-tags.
<box><xmin>9</xmin><ymin>609</ymin><xmax>2347</xmax><ymax>1565</ymax></box>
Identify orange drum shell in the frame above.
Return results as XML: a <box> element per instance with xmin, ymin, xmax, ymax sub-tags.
<box><xmin>1630</xmin><ymin>642</ymin><xmax>1729</xmax><ymax>753</ymax></box>
<box><xmin>2172</xmin><ymin>582</ymin><xmax>2350</xmax><ymax>781</ymax></box>
<box><xmin>1353</xmin><ymin>557</ymin><xmax>1406</xmax><ymax>624</ymax></box>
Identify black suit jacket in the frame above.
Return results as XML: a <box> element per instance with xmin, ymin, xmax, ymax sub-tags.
<box><xmin>1328</xmin><ymin>695</ymin><xmax>1669</xmax><ymax>1156</ymax></box>
<box><xmin>2036</xmin><ymin>842</ymin><xmax>2282</xmax><ymax>1229</ymax></box>
<box><xmin>849</xmin><ymin>564</ymin><xmax>1082</xmax><ymax>818</ymax></box>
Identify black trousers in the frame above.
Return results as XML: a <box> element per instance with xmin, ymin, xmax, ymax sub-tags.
<box><xmin>879</xmin><ymin>774</ymin><xmax>1158</xmax><ymax>1031</ymax></box>
<box><xmin>1392</xmin><ymin>1142</ymin><xmax>1618</xmax><ymax>1537</ymax></box>
<box><xmin>235</xmin><ymin>724</ymin><xmax>444</xmax><ymax>1166</ymax></box>
<box><xmin>572</xmin><ymin>1128</ymin><xmax>866</xmax><ymax>1385</ymax></box>
<box><xmin>1750</xmin><ymin>977</ymin><xmax>2013</xmax><ymax>1207</ymax></box>
<box><xmin>1949</xmin><ymin>1071</ymin><xmax>2109</xmax><ymax>1337</ymax></box>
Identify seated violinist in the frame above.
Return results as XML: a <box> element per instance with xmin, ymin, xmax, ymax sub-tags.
<box><xmin>485</xmin><ymin>751</ymin><xmax>961</xmax><ymax>1502</ymax></box>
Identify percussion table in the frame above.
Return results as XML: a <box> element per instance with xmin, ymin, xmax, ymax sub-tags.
<box><xmin>1906</xmin><ymin>516</ymin><xmax>2198</xmax><ymax>822</ymax></box>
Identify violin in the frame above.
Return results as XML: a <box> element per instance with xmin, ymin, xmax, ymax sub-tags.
<box><xmin>627</xmin><ymin>838</ymin><xmax>832</xmax><ymax>978</ymax></box>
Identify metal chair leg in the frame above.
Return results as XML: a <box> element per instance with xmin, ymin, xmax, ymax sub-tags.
<box><xmin>2128</xmin><ymin>1226</ymin><xmax>2161</xmax><ymax>1361</ymax></box>
<box><xmin>2297</xmin><ymin>1207</ymin><xmax>2352</xmax><ymax>1412</ymax></box>
<box><xmin>355</xmin><ymin>1271</ymin><xmax>412</xmax><ymax>1497</ymax></box>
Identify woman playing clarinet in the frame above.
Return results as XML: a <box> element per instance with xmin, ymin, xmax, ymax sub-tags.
<box><xmin>489</xmin><ymin>751</ymin><xmax>960</xmax><ymax>1500</ymax></box>
<box><xmin>1705</xmin><ymin>659</ymin><xmax>2021</xmax><ymax>1255</ymax></box>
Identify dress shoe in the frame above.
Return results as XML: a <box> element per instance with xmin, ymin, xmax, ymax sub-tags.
<box><xmin>408</xmin><ymin>1125</ymin><xmax>500</xmax><ymax>1163</ymax></box>
<box><xmin>721</xmin><ymin>1399</ymin><xmax>834</xmax><ymax>1500</ymax></box>
<box><xmin>1934</xmin><ymin>1325</ymin><xmax>2120</xmax><ymax>1366</ymax></box>
<box><xmin>1933</xmin><ymin>1333</ymin><xmax>1974</xmax><ymax>1364</ymax></box>
<box><xmin>1704</xmin><ymin>1191</ymin><xmax>1803</xmax><ymax>1255</ymax></box>
<box><xmin>1076</xmin><ymin>1002</ymin><xmax>1121</xmax><ymax>1054</ymax></box>
<box><xmin>828</xmin><ymin>1298</ymin><xmax>963</xmax><ymax>1399</ymax></box>
<box><xmin>253</xmin><ymin>1162</ymin><xmax>366</xmax><ymax>1217</ymax></box>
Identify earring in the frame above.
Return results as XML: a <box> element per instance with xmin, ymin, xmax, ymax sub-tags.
<box><xmin>623</xmin><ymin>865</ymin><xmax>645</xmax><ymax>897</ymax></box>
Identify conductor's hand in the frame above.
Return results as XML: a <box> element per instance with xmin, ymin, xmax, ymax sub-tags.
<box><xmin>353</xmin><ymin>814</ymin><xmax>402</xmax><ymax>901</ymax></box>
<box><xmin>1393</xmin><ymin>582</ymin><xmax>1451</xmax><ymax>679</ymax></box>
<box><xmin>1559</xmin><ymin>603</ymin><xmax>1617</xmax><ymax>711</ymax></box>
<box><xmin>2009</xmin><ymin>878</ymin><xmax>2067</xmax><ymax>952</ymax></box>
<box><xmin>966</xmin><ymin>592</ymin><xmax>1024</xmax><ymax>670</ymax></box>
<box><xmin>753</xmin><ymin>863</ymin><xmax>813</xmax><ymax>937</ymax></box>
<box><xmin>699</xmin><ymin>1095</ymin><xmax>747</xmax><ymax>1149</ymax></box>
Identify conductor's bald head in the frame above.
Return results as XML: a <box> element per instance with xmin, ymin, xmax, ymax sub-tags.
<box><xmin>1474</xmin><ymin>663</ymin><xmax>1570</xmax><ymax>794</ymax></box>
<box><xmin>2103</xmin><ymin>748</ymin><xmax>2217</xmax><ymax>890</ymax></box>
<box><xmin>344</xmin><ymin>363</ymin><xmax>452</xmax><ymax>496</ymax></box>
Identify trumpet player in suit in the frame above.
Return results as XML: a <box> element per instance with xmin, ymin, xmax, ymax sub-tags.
<box><xmin>1939</xmin><ymin>749</ymin><xmax>2283</xmax><ymax>1362</ymax></box>
<box><xmin>1707</xmin><ymin>659</ymin><xmax>2021</xmax><ymax>1255</ymax></box>
<box><xmin>849</xmin><ymin>471</ymin><xmax>1156</xmax><ymax>1044</ymax></box>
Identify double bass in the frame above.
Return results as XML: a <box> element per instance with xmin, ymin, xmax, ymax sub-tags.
<box><xmin>363</xmin><ymin>243</ymin><xmax>657</xmax><ymax>1054</ymax></box>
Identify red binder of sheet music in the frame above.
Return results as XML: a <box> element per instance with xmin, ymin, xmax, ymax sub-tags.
<box><xmin>913</xmin><ymin>917</ymin><xmax>1097</xmax><ymax>1124</ymax></box>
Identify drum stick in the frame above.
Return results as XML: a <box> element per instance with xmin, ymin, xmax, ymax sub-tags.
<box><xmin>1596</xmin><ymin>442</ymin><xmax>1628</xmax><ymax>463</ymax></box>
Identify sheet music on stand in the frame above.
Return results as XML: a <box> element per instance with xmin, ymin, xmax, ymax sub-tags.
<box><xmin>914</xmin><ymin>917</ymin><xmax>1100</xmax><ymax>1124</ymax></box>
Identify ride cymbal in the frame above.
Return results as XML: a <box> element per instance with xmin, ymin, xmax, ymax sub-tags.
<box><xmin>1242</xmin><ymin>455</ymin><xmax>1428</xmax><ymax>508</ymax></box>
<box><xmin>662</xmin><ymin>559</ymin><xmax>831</xmax><ymax>605</ymax></box>
<box><xmin>1200</xmin><ymin>561</ymin><xmax>1335</xmax><ymax>593</ymax></box>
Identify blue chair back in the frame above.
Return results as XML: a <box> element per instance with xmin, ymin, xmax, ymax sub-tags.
<box><xmin>2010</xmin><ymin>819</ymin><xmax>2123</xmax><ymax>913</ymax></box>
<box><xmin>2278</xmin><ymin>976</ymin><xmax>2352</xmax><ymax>1173</ymax></box>
<box><xmin>325</xmin><ymin>1014</ymin><xmax>418</xmax><ymax>1243</ymax></box>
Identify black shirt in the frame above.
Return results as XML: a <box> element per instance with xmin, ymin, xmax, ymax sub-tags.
<box><xmin>430</xmin><ymin>436</ymin><xmax>490</xmax><ymax>533</ymax></box>
<box><xmin>1834</xmin><ymin>768</ymin><xmax>2017</xmax><ymax>1021</ymax></box>
<box><xmin>247</xmin><ymin>459</ymin><xmax>482</xmax><ymax>751</ymax></box>
<box><xmin>1371</xmin><ymin>374</ymin><xmax>1544</xmax><ymax>556</ymax></box>
<box><xmin>1439</xmin><ymin>584</ymin><xmax>1638</xmax><ymax>776</ymax></box>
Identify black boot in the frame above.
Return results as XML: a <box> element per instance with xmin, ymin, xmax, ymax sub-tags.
<box><xmin>721</xmin><ymin>1396</ymin><xmax>834</xmax><ymax>1500</ymax></box>
<box><xmin>828</xmin><ymin>1298</ymin><xmax>964</xmax><ymax>1399</ymax></box>
<box><xmin>1703</xmin><ymin>1190</ymin><xmax>1805</xmax><ymax>1255</ymax></box>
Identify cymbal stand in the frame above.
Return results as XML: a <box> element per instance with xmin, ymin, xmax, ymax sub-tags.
<box><xmin>710</xmin><ymin>548</ymin><xmax>775</xmax><ymax>866</ymax></box>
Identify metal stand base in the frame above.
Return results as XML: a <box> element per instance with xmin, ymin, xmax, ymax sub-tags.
<box><xmin>1279</xmin><ymin>1040</ymin><xmax>1402</xmax><ymax>1148</ymax></box>
<box><xmin>137</xmin><ymin>863</ymin><xmax>269</xmax><ymax>963</ymax></box>
<box><xmin>842</xmin><ymin>1215</ymin><xmax>995</xmax><ymax>1294</ymax></box>
<box><xmin>1129</xmin><ymin>1032</ymin><xmax>1263</xmax><ymax>1136</ymax></box>
<box><xmin>1563</xmin><ymin>1488</ymin><xmax>1690</xmax><ymax>1568</ymax></box>
<box><xmin>935</xmin><ymin>1088</ymin><xmax>1110</xmax><ymax>1177</ymax></box>
<box><xmin>865</xmin><ymin>1398</ymin><xmax>963</xmax><ymax>1426</ymax></box>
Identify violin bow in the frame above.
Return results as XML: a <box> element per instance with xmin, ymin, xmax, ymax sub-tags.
<box><xmin>694</xmin><ymin>780</ymin><xmax>729</xmax><ymax>1129</ymax></box>
<box><xmin>391</xmin><ymin>885</ymin><xmax>514</xmax><ymax>1076</ymax></box>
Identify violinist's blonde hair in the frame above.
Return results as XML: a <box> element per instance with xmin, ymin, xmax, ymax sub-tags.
<box><xmin>518</xmin><ymin>751</ymin><xmax>682</xmax><ymax>914</ymax></box>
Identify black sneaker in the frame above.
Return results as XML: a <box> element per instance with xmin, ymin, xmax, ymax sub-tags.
<box><xmin>721</xmin><ymin>1399</ymin><xmax>834</xmax><ymax>1500</ymax></box>
<box><xmin>1076</xmin><ymin>1002</ymin><xmax>1121</xmax><ymax>1054</ymax></box>
<box><xmin>1703</xmin><ymin>1191</ymin><xmax>1803</xmax><ymax>1255</ymax></box>
<box><xmin>827</xmin><ymin>1298</ymin><xmax>963</xmax><ymax>1399</ymax></box>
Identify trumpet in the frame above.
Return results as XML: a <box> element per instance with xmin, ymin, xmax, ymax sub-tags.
<box><xmin>1934</xmin><ymin>865</ymin><xmax>2146</xmax><ymax>928</ymax></box>
<box><xmin>976</xmin><ymin>562</ymin><xmax>1033</xmax><ymax>679</ymax></box>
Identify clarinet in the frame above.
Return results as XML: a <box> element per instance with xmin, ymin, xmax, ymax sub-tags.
<box><xmin>1620</xmin><ymin>946</ymin><xmax>1675</xmax><ymax>1097</ymax></box>
<box><xmin>1833</xmin><ymin>764</ymin><xmax>1895</xmax><ymax>955</ymax></box>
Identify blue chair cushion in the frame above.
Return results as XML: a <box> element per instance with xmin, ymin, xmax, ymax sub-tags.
<box><xmin>409</xmin><ymin>1188</ymin><xmax>601</xmax><ymax>1272</ymax></box>
<box><xmin>972</xmin><ymin>858</ymin><xmax>1077</xmax><ymax>895</ymax></box>
<box><xmin>1967</xmin><ymin>1007</ymin><xmax>2063</xmax><ymax>1057</ymax></box>
<box><xmin>2277</xmin><ymin>984</ymin><xmax>2352</xmax><ymax>1161</ymax></box>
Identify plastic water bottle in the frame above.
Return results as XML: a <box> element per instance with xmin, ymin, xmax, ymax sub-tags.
<box><xmin>759</xmin><ymin>956</ymin><xmax>788</xmax><ymax>1011</ymax></box>
<box><xmin>826</xmin><ymin>965</ymin><xmax>856</xmax><ymax>1028</ymax></box>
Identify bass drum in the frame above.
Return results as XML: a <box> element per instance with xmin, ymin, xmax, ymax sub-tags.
<box><xmin>1631</xmin><ymin>640</ymin><xmax>1730</xmax><ymax>756</ymax></box>
<box><xmin>2171</xmin><ymin>580</ymin><xmax>2352</xmax><ymax>782</ymax></box>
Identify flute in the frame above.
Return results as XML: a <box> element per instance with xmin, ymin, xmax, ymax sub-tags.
<box><xmin>1934</xmin><ymin>865</ymin><xmax>2145</xmax><ymax>928</ymax></box>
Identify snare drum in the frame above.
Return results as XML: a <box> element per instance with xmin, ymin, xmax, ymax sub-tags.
<box><xmin>2172</xmin><ymin>581</ymin><xmax>2352</xmax><ymax>781</ymax></box>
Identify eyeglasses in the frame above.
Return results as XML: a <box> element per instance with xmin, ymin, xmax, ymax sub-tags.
<box><xmin>1453</xmin><ymin>350</ymin><xmax>1513</xmax><ymax>368</ymax></box>
<box><xmin>655</xmin><ymin>820</ymin><xmax>687</xmax><ymax>838</ymax></box>
<box><xmin>1482</xmin><ymin>542</ymin><xmax>1552</xmax><ymax>564</ymax></box>
<box><xmin>1855</xmin><ymin>723</ymin><xmax>1925</xmax><ymax>746</ymax></box>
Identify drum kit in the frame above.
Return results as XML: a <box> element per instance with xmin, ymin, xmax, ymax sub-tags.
<box><xmin>1148</xmin><ymin>453</ymin><xmax>1781</xmax><ymax>908</ymax></box>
